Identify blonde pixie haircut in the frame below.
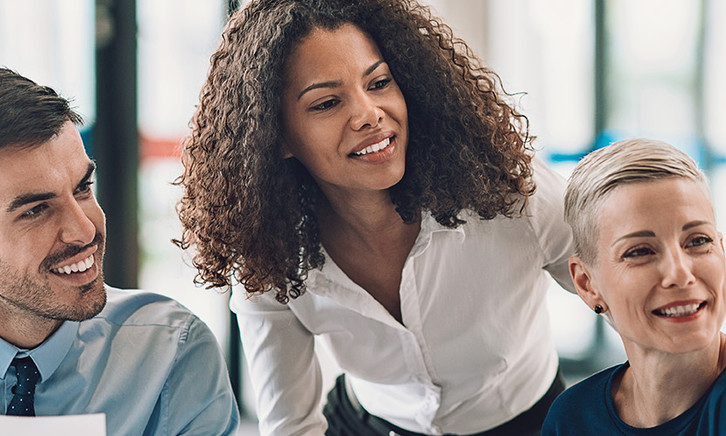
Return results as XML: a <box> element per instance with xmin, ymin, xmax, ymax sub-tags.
<box><xmin>564</xmin><ymin>138</ymin><xmax>709</xmax><ymax>265</ymax></box>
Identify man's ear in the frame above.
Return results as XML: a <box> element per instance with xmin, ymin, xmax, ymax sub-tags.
<box><xmin>569</xmin><ymin>256</ymin><xmax>606</xmax><ymax>312</ymax></box>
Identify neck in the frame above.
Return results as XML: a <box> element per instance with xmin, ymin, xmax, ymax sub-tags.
<box><xmin>317</xmin><ymin>189</ymin><xmax>412</xmax><ymax>245</ymax></box>
<box><xmin>614</xmin><ymin>334</ymin><xmax>726</xmax><ymax>427</ymax></box>
<box><xmin>322</xmin><ymin>185</ymin><xmax>398</xmax><ymax>222</ymax></box>
<box><xmin>316</xmin><ymin>186</ymin><xmax>422</xmax><ymax>273</ymax></box>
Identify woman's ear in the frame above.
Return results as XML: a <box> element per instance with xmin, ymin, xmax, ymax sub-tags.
<box><xmin>569</xmin><ymin>256</ymin><xmax>606</xmax><ymax>313</ymax></box>
<box><xmin>280</xmin><ymin>141</ymin><xmax>294</xmax><ymax>159</ymax></box>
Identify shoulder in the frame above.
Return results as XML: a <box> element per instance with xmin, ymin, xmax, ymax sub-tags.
<box><xmin>543</xmin><ymin>364</ymin><xmax>624</xmax><ymax>435</ymax></box>
<box><xmin>517</xmin><ymin>156</ymin><xmax>574</xmax><ymax>262</ymax></box>
<box><xmin>96</xmin><ymin>285</ymin><xmax>198</xmax><ymax>328</ymax></box>
<box><xmin>89</xmin><ymin>286</ymin><xmax>221</xmax><ymax>365</ymax></box>
<box><xmin>686</xmin><ymin>367</ymin><xmax>726</xmax><ymax>435</ymax></box>
<box><xmin>703</xmin><ymin>366</ymin><xmax>726</xmax><ymax>408</ymax></box>
<box><xmin>525</xmin><ymin>156</ymin><xmax>568</xmax><ymax>215</ymax></box>
<box><xmin>550</xmin><ymin>365</ymin><xmax>615</xmax><ymax>412</ymax></box>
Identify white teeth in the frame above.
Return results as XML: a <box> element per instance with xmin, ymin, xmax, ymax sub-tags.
<box><xmin>353</xmin><ymin>138</ymin><xmax>391</xmax><ymax>156</ymax></box>
<box><xmin>655</xmin><ymin>303</ymin><xmax>701</xmax><ymax>317</ymax></box>
<box><xmin>52</xmin><ymin>254</ymin><xmax>94</xmax><ymax>275</ymax></box>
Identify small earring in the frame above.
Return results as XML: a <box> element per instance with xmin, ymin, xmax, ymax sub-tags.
<box><xmin>594</xmin><ymin>304</ymin><xmax>603</xmax><ymax>314</ymax></box>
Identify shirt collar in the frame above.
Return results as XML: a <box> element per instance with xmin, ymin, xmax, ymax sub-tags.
<box><xmin>0</xmin><ymin>321</ymin><xmax>79</xmax><ymax>382</ymax></box>
<box><xmin>308</xmin><ymin>211</ymin><xmax>466</xmax><ymax>289</ymax></box>
<box><xmin>0</xmin><ymin>340</ymin><xmax>17</xmax><ymax>380</ymax></box>
<box><xmin>408</xmin><ymin>211</ymin><xmax>466</xmax><ymax>258</ymax></box>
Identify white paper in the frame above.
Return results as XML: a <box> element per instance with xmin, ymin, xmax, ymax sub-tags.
<box><xmin>0</xmin><ymin>413</ymin><xmax>106</xmax><ymax>435</ymax></box>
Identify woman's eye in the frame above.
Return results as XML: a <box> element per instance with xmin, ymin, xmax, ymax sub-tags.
<box><xmin>369</xmin><ymin>78</ymin><xmax>391</xmax><ymax>90</ymax></box>
<box><xmin>687</xmin><ymin>235</ymin><xmax>713</xmax><ymax>248</ymax></box>
<box><xmin>310</xmin><ymin>99</ymin><xmax>339</xmax><ymax>111</ymax></box>
<box><xmin>623</xmin><ymin>246</ymin><xmax>654</xmax><ymax>258</ymax></box>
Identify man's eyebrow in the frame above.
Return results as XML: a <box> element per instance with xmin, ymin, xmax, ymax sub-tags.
<box><xmin>76</xmin><ymin>161</ymin><xmax>97</xmax><ymax>190</ymax></box>
<box><xmin>297</xmin><ymin>60</ymin><xmax>386</xmax><ymax>100</ymax></box>
<box><xmin>6</xmin><ymin>161</ymin><xmax>97</xmax><ymax>213</ymax></box>
<box><xmin>6</xmin><ymin>192</ymin><xmax>56</xmax><ymax>213</ymax></box>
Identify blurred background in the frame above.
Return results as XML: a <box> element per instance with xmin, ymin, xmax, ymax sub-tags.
<box><xmin>2</xmin><ymin>0</ymin><xmax>725</xmax><ymax>431</ymax></box>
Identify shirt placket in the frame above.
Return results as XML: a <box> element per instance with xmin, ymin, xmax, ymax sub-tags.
<box><xmin>399</xmin><ymin>252</ymin><xmax>443</xmax><ymax>434</ymax></box>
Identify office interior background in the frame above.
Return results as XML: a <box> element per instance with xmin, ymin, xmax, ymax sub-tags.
<box><xmin>2</xmin><ymin>0</ymin><xmax>726</xmax><ymax>427</ymax></box>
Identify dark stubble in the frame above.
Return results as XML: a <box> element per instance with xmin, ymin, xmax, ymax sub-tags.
<box><xmin>0</xmin><ymin>233</ymin><xmax>107</xmax><ymax>321</ymax></box>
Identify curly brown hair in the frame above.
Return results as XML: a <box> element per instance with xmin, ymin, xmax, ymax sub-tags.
<box><xmin>175</xmin><ymin>0</ymin><xmax>535</xmax><ymax>303</ymax></box>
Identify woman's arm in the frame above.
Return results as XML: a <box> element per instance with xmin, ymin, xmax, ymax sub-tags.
<box><xmin>526</xmin><ymin>157</ymin><xmax>576</xmax><ymax>293</ymax></box>
<box><xmin>232</xmin><ymin>289</ymin><xmax>326</xmax><ymax>436</ymax></box>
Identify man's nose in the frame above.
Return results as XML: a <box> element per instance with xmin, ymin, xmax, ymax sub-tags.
<box><xmin>58</xmin><ymin>200</ymin><xmax>96</xmax><ymax>246</ymax></box>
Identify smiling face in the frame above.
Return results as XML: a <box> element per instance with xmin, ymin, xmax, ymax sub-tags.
<box><xmin>0</xmin><ymin>121</ymin><xmax>106</xmax><ymax>345</ymax></box>
<box><xmin>570</xmin><ymin>177</ymin><xmax>726</xmax><ymax>356</ymax></box>
<box><xmin>280</xmin><ymin>23</ymin><xmax>409</xmax><ymax>202</ymax></box>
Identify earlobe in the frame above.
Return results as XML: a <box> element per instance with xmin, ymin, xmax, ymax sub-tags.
<box><xmin>279</xmin><ymin>137</ymin><xmax>294</xmax><ymax>159</ymax></box>
<box><xmin>569</xmin><ymin>256</ymin><xmax>604</xmax><ymax>311</ymax></box>
<box><xmin>280</xmin><ymin>143</ymin><xmax>294</xmax><ymax>159</ymax></box>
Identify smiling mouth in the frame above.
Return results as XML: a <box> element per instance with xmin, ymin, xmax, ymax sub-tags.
<box><xmin>51</xmin><ymin>254</ymin><xmax>95</xmax><ymax>275</ymax></box>
<box><xmin>652</xmin><ymin>302</ymin><xmax>706</xmax><ymax>317</ymax></box>
<box><xmin>352</xmin><ymin>137</ymin><xmax>392</xmax><ymax>156</ymax></box>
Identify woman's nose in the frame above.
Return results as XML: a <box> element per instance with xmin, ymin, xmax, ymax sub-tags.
<box><xmin>350</xmin><ymin>92</ymin><xmax>383</xmax><ymax>130</ymax></box>
<box><xmin>660</xmin><ymin>246</ymin><xmax>697</xmax><ymax>289</ymax></box>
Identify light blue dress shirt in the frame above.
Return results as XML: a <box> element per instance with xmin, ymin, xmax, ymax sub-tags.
<box><xmin>0</xmin><ymin>286</ymin><xmax>240</xmax><ymax>435</ymax></box>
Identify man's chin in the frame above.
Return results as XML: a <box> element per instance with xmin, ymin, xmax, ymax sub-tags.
<box><xmin>64</xmin><ymin>278</ymin><xmax>107</xmax><ymax>321</ymax></box>
<box><xmin>79</xmin><ymin>275</ymin><xmax>104</xmax><ymax>294</ymax></box>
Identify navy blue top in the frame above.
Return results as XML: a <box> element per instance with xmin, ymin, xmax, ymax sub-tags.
<box><xmin>543</xmin><ymin>362</ymin><xmax>726</xmax><ymax>435</ymax></box>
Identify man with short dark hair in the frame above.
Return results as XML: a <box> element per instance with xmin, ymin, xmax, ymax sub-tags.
<box><xmin>0</xmin><ymin>67</ymin><xmax>240</xmax><ymax>435</ymax></box>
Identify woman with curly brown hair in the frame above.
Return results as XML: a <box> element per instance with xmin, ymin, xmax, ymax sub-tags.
<box><xmin>176</xmin><ymin>0</ymin><xmax>575</xmax><ymax>434</ymax></box>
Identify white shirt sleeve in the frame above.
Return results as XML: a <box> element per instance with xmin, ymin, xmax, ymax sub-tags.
<box><xmin>527</xmin><ymin>157</ymin><xmax>576</xmax><ymax>293</ymax></box>
<box><xmin>231</xmin><ymin>289</ymin><xmax>326</xmax><ymax>436</ymax></box>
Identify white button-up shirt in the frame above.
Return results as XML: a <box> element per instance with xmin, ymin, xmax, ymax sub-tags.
<box><xmin>232</xmin><ymin>158</ymin><xmax>575</xmax><ymax>435</ymax></box>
